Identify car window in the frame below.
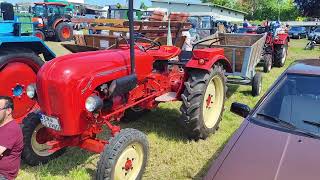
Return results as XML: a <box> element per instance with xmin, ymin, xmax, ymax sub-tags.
<box><xmin>291</xmin><ymin>27</ymin><xmax>303</xmax><ymax>31</ymax></box>
<box><xmin>253</xmin><ymin>74</ymin><xmax>320</xmax><ymax>135</ymax></box>
<box><xmin>315</xmin><ymin>29</ymin><xmax>320</xmax><ymax>33</ymax></box>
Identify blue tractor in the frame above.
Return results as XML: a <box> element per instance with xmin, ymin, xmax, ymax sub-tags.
<box><xmin>0</xmin><ymin>2</ymin><xmax>56</xmax><ymax>124</ymax></box>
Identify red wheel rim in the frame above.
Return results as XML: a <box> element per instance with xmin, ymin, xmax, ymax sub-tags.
<box><xmin>62</xmin><ymin>27</ymin><xmax>71</xmax><ymax>39</ymax></box>
<box><xmin>0</xmin><ymin>59</ymin><xmax>40</xmax><ymax>120</ymax></box>
<box><xmin>35</xmin><ymin>32</ymin><xmax>43</xmax><ymax>40</ymax></box>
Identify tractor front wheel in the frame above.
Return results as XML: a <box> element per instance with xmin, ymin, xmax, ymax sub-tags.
<box><xmin>274</xmin><ymin>43</ymin><xmax>288</xmax><ymax>67</ymax></box>
<box><xmin>179</xmin><ymin>65</ymin><xmax>226</xmax><ymax>140</ymax></box>
<box><xmin>34</xmin><ymin>30</ymin><xmax>45</xmax><ymax>41</ymax></box>
<box><xmin>22</xmin><ymin>113</ymin><xmax>66</xmax><ymax>166</ymax></box>
<box><xmin>55</xmin><ymin>22</ymin><xmax>73</xmax><ymax>42</ymax></box>
<box><xmin>96</xmin><ymin>128</ymin><xmax>149</xmax><ymax>180</ymax></box>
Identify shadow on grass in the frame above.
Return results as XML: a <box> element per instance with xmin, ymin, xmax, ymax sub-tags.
<box><xmin>192</xmin><ymin>133</ymin><xmax>233</xmax><ymax>180</ymax></box>
<box><xmin>120</xmin><ymin>107</ymin><xmax>188</xmax><ymax>142</ymax></box>
<box><xmin>20</xmin><ymin>147</ymin><xmax>95</xmax><ymax>177</ymax></box>
<box><xmin>18</xmin><ymin>107</ymin><xmax>197</xmax><ymax>178</ymax></box>
<box><xmin>226</xmin><ymin>84</ymin><xmax>240</xmax><ymax>98</ymax></box>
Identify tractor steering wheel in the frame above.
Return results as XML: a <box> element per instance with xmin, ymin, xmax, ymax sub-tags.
<box><xmin>134</xmin><ymin>33</ymin><xmax>161</xmax><ymax>51</ymax></box>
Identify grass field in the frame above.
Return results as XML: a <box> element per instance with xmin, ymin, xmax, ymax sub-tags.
<box><xmin>17</xmin><ymin>39</ymin><xmax>320</xmax><ymax>180</ymax></box>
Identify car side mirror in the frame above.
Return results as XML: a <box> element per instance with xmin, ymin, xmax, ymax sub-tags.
<box><xmin>231</xmin><ymin>102</ymin><xmax>251</xmax><ymax>118</ymax></box>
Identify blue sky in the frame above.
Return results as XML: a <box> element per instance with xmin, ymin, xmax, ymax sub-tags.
<box><xmin>8</xmin><ymin>0</ymin><xmax>201</xmax><ymax>6</ymax></box>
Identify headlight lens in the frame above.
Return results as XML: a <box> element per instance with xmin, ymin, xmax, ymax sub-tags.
<box><xmin>85</xmin><ymin>95</ymin><xmax>103</xmax><ymax>112</ymax></box>
<box><xmin>26</xmin><ymin>84</ymin><xmax>36</xmax><ymax>99</ymax></box>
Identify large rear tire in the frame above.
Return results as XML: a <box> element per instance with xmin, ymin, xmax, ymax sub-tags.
<box><xmin>179</xmin><ymin>65</ymin><xmax>226</xmax><ymax>140</ymax></box>
<box><xmin>0</xmin><ymin>48</ymin><xmax>43</xmax><ymax>122</ymax></box>
<box><xmin>55</xmin><ymin>22</ymin><xmax>73</xmax><ymax>42</ymax></box>
<box><xmin>274</xmin><ymin>43</ymin><xmax>288</xmax><ymax>67</ymax></box>
<box><xmin>22</xmin><ymin>113</ymin><xmax>66</xmax><ymax>166</ymax></box>
<box><xmin>96</xmin><ymin>128</ymin><xmax>149</xmax><ymax>180</ymax></box>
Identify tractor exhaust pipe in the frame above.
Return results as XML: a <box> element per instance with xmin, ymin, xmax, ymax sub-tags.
<box><xmin>128</xmin><ymin>0</ymin><xmax>135</xmax><ymax>74</ymax></box>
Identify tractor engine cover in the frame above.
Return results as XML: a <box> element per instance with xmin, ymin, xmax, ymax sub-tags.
<box><xmin>36</xmin><ymin>49</ymin><xmax>154</xmax><ymax>136</ymax></box>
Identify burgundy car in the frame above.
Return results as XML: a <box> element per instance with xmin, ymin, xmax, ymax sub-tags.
<box><xmin>205</xmin><ymin>59</ymin><xmax>320</xmax><ymax>180</ymax></box>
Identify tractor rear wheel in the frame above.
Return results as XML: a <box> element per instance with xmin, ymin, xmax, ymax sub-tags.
<box><xmin>96</xmin><ymin>128</ymin><xmax>149</xmax><ymax>180</ymax></box>
<box><xmin>179</xmin><ymin>65</ymin><xmax>226</xmax><ymax>140</ymax></box>
<box><xmin>22</xmin><ymin>113</ymin><xmax>66</xmax><ymax>166</ymax></box>
<box><xmin>34</xmin><ymin>30</ymin><xmax>45</xmax><ymax>41</ymax></box>
<box><xmin>55</xmin><ymin>22</ymin><xmax>73</xmax><ymax>42</ymax></box>
<box><xmin>274</xmin><ymin>43</ymin><xmax>288</xmax><ymax>67</ymax></box>
<box><xmin>0</xmin><ymin>48</ymin><xmax>43</xmax><ymax>123</ymax></box>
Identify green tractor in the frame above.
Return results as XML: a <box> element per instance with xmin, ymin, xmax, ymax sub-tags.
<box><xmin>32</xmin><ymin>2</ymin><xmax>73</xmax><ymax>41</ymax></box>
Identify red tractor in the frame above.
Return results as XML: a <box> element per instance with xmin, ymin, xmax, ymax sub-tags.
<box><xmin>22</xmin><ymin>39</ymin><xmax>232</xmax><ymax>179</ymax></box>
<box><xmin>257</xmin><ymin>25</ymin><xmax>290</xmax><ymax>73</ymax></box>
<box><xmin>21</xmin><ymin>1</ymin><xmax>232</xmax><ymax>179</ymax></box>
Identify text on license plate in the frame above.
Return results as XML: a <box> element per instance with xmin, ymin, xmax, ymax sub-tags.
<box><xmin>40</xmin><ymin>114</ymin><xmax>61</xmax><ymax>131</ymax></box>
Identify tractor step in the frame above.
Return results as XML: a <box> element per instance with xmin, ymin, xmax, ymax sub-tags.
<box><xmin>155</xmin><ymin>92</ymin><xmax>177</xmax><ymax>102</ymax></box>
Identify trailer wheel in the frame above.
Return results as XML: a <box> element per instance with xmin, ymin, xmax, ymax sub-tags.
<box><xmin>96</xmin><ymin>128</ymin><xmax>149</xmax><ymax>180</ymax></box>
<box><xmin>263</xmin><ymin>54</ymin><xmax>272</xmax><ymax>73</ymax></box>
<box><xmin>22</xmin><ymin>113</ymin><xmax>65</xmax><ymax>166</ymax></box>
<box><xmin>55</xmin><ymin>22</ymin><xmax>73</xmax><ymax>42</ymax></box>
<box><xmin>251</xmin><ymin>72</ymin><xmax>262</xmax><ymax>97</ymax></box>
<box><xmin>34</xmin><ymin>30</ymin><xmax>45</xmax><ymax>41</ymax></box>
<box><xmin>274</xmin><ymin>43</ymin><xmax>288</xmax><ymax>67</ymax></box>
<box><xmin>179</xmin><ymin>65</ymin><xmax>226</xmax><ymax>140</ymax></box>
<box><xmin>121</xmin><ymin>107</ymin><xmax>150</xmax><ymax>123</ymax></box>
<box><xmin>0</xmin><ymin>48</ymin><xmax>43</xmax><ymax>122</ymax></box>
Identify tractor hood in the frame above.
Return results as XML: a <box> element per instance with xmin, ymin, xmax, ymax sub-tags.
<box><xmin>36</xmin><ymin>49</ymin><xmax>153</xmax><ymax>136</ymax></box>
<box><xmin>205</xmin><ymin>121</ymin><xmax>320</xmax><ymax>180</ymax></box>
<box><xmin>38</xmin><ymin>49</ymin><xmax>131</xmax><ymax>84</ymax></box>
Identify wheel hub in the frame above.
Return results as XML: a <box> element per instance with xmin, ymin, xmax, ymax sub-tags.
<box><xmin>206</xmin><ymin>94</ymin><xmax>213</xmax><ymax>108</ymax></box>
<box><xmin>62</xmin><ymin>27</ymin><xmax>70</xmax><ymax>39</ymax></box>
<box><xmin>12</xmin><ymin>84</ymin><xmax>24</xmax><ymax>97</ymax></box>
<box><xmin>124</xmin><ymin>158</ymin><xmax>133</xmax><ymax>171</ymax></box>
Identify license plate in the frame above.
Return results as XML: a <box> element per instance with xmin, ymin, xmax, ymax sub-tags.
<box><xmin>40</xmin><ymin>114</ymin><xmax>61</xmax><ymax>131</ymax></box>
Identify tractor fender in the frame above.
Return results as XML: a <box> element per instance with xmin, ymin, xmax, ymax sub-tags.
<box><xmin>274</xmin><ymin>33</ymin><xmax>289</xmax><ymax>45</ymax></box>
<box><xmin>0</xmin><ymin>36</ymin><xmax>56</xmax><ymax>61</ymax></box>
<box><xmin>185</xmin><ymin>55</ymin><xmax>232</xmax><ymax>73</ymax></box>
<box><xmin>53</xmin><ymin>18</ymin><xmax>71</xmax><ymax>29</ymax></box>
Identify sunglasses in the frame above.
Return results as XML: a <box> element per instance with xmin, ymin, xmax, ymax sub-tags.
<box><xmin>0</xmin><ymin>107</ymin><xmax>7</xmax><ymax>111</ymax></box>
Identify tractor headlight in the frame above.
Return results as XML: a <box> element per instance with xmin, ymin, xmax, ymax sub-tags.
<box><xmin>26</xmin><ymin>84</ymin><xmax>36</xmax><ymax>99</ymax></box>
<box><xmin>85</xmin><ymin>95</ymin><xmax>103</xmax><ymax>112</ymax></box>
